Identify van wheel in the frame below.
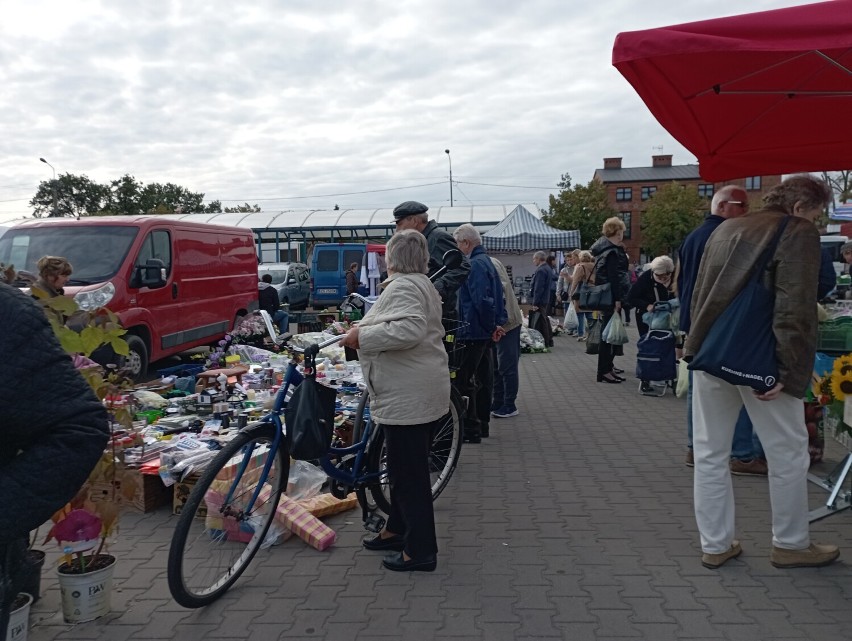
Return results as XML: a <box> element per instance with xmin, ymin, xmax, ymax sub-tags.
<box><xmin>125</xmin><ymin>335</ymin><xmax>149</xmax><ymax>382</ymax></box>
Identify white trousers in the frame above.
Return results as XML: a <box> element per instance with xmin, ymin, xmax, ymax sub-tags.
<box><xmin>692</xmin><ymin>371</ymin><xmax>810</xmax><ymax>553</ymax></box>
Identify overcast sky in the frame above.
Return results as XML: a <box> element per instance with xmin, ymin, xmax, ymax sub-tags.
<box><xmin>0</xmin><ymin>0</ymin><xmax>809</xmax><ymax>223</ymax></box>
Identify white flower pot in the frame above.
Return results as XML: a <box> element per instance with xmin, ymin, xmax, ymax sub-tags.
<box><xmin>7</xmin><ymin>592</ymin><xmax>33</xmax><ymax>641</ymax></box>
<box><xmin>57</xmin><ymin>554</ymin><xmax>116</xmax><ymax>623</ymax></box>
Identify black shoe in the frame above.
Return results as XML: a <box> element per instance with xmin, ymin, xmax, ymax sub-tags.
<box><xmin>613</xmin><ymin>367</ymin><xmax>624</xmax><ymax>374</ymax></box>
<box><xmin>596</xmin><ymin>374</ymin><xmax>623</xmax><ymax>384</ymax></box>
<box><xmin>610</xmin><ymin>372</ymin><xmax>626</xmax><ymax>382</ymax></box>
<box><xmin>481</xmin><ymin>425</ymin><xmax>490</xmax><ymax>438</ymax></box>
<box><xmin>363</xmin><ymin>533</ymin><xmax>405</xmax><ymax>551</ymax></box>
<box><xmin>640</xmin><ymin>381</ymin><xmax>654</xmax><ymax>394</ymax></box>
<box><xmin>382</xmin><ymin>551</ymin><xmax>437</xmax><ymax>572</ymax></box>
<box><xmin>464</xmin><ymin>433</ymin><xmax>481</xmax><ymax>444</ymax></box>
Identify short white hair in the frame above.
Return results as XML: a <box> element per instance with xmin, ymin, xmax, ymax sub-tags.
<box><xmin>710</xmin><ymin>185</ymin><xmax>742</xmax><ymax>214</ymax></box>
<box><xmin>386</xmin><ymin>229</ymin><xmax>429</xmax><ymax>274</ymax></box>
<box><xmin>453</xmin><ymin>223</ymin><xmax>482</xmax><ymax>247</ymax></box>
<box><xmin>650</xmin><ymin>255</ymin><xmax>675</xmax><ymax>274</ymax></box>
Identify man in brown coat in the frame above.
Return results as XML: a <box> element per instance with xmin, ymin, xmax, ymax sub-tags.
<box><xmin>684</xmin><ymin>175</ymin><xmax>839</xmax><ymax>570</ymax></box>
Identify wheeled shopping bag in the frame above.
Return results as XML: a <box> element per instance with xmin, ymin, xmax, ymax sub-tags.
<box><xmin>635</xmin><ymin>330</ymin><xmax>677</xmax><ymax>396</ymax></box>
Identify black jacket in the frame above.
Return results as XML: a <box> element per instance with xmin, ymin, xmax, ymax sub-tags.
<box><xmin>258</xmin><ymin>282</ymin><xmax>280</xmax><ymax>315</ymax></box>
<box><xmin>0</xmin><ymin>284</ymin><xmax>109</xmax><ymax>543</ymax></box>
<box><xmin>422</xmin><ymin>220</ymin><xmax>471</xmax><ymax>318</ymax></box>
<box><xmin>590</xmin><ymin>237</ymin><xmax>629</xmax><ymax>304</ymax></box>
<box><xmin>626</xmin><ymin>269</ymin><xmax>675</xmax><ymax>312</ymax></box>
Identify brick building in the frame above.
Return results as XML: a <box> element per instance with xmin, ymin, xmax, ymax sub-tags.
<box><xmin>593</xmin><ymin>155</ymin><xmax>781</xmax><ymax>263</ymax></box>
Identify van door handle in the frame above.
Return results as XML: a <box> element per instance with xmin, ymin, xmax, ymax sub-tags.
<box><xmin>172</xmin><ymin>283</ymin><xmax>178</xmax><ymax>299</ymax></box>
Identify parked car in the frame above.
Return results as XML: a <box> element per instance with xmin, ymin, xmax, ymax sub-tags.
<box><xmin>258</xmin><ymin>262</ymin><xmax>311</xmax><ymax>309</ymax></box>
<box><xmin>0</xmin><ymin>216</ymin><xmax>259</xmax><ymax>380</ymax></box>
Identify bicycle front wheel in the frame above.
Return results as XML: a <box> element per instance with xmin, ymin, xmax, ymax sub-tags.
<box><xmin>167</xmin><ymin>422</ymin><xmax>288</xmax><ymax>608</ymax></box>
<box><xmin>364</xmin><ymin>387</ymin><xmax>464</xmax><ymax>513</ymax></box>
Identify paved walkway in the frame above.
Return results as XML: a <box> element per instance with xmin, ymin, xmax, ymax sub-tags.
<box><xmin>27</xmin><ymin>327</ymin><xmax>852</xmax><ymax>641</ymax></box>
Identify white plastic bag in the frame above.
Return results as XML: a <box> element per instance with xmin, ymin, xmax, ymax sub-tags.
<box><xmin>602</xmin><ymin>314</ymin><xmax>629</xmax><ymax>345</ymax></box>
<box><xmin>564</xmin><ymin>305</ymin><xmax>579</xmax><ymax>332</ymax></box>
<box><xmin>286</xmin><ymin>460</ymin><xmax>327</xmax><ymax>501</ymax></box>
<box><xmin>676</xmin><ymin>359</ymin><xmax>689</xmax><ymax>398</ymax></box>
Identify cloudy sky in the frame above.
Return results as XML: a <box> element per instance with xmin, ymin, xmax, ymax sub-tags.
<box><xmin>0</xmin><ymin>0</ymin><xmax>809</xmax><ymax>223</ymax></box>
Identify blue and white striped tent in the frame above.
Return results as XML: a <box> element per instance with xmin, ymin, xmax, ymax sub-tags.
<box><xmin>482</xmin><ymin>205</ymin><xmax>580</xmax><ymax>253</ymax></box>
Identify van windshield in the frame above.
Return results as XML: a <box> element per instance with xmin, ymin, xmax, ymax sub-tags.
<box><xmin>0</xmin><ymin>225</ymin><xmax>138</xmax><ymax>285</ymax></box>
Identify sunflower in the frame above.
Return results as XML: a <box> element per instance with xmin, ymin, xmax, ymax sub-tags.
<box><xmin>830</xmin><ymin>369</ymin><xmax>852</xmax><ymax>402</ymax></box>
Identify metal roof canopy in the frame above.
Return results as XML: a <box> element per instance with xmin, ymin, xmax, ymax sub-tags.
<box><xmin>160</xmin><ymin>204</ymin><xmax>541</xmax><ymax>244</ymax></box>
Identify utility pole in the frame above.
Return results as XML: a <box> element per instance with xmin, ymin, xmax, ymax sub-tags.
<box><xmin>445</xmin><ymin>149</ymin><xmax>454</xmax><ymax>207</ymax></box>
<box><xmin>39</xmin><ymin>157</ymin><xmax>57</xmax><ymax>216</ymax></box>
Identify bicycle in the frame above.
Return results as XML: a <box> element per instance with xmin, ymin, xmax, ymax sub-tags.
<box><xmin>167</xmin><ymin>251</ymin><xmax>465</xmax><ymax>608</ymax></box>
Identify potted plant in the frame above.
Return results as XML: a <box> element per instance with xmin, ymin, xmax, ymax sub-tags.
<box><xmin>35</xmin><ymin>294</ymin><xmax>140</xmax><ymax>623</ymax></box>
<box><xmin>6</xmin><ymin>592</ymin><xmax>33</xmax><ymax>641</ymax></box>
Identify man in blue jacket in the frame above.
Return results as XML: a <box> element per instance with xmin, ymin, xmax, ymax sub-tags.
<box><xmin>530</xmin><ymin>251</ymin><xmax>554</xmax><ymax>347</ymax></box>
<box><xmin>452</xmin><ymin>224</ymin><xmax>507</xmax><ymax>443</ymax></box>
<box><xmin>677</xmin><ymin>185</ymin><xmax>764</xmax><ymax>473</ymax></box>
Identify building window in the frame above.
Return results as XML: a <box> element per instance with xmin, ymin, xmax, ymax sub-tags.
<box><xmin>616</xmin><ymin>187</ymin><xmax>632</xmax><ymax>202</ymax></box>
<box><xmin>619</xmin><ymin>212</ymin><xmax>632</xmax><ymax>240</ymax></box>
<box><xmin>641</xmin><ymin>186</ymin><xmax>657</xmax><ymax>201</ymax></box>
<box><xmin>697</xmin><ymin>184</ymin><xmax>714</xmax><ymax>198</ymax></box>
<box><xmin>745</xmin><ymin>176</ymin><xmax>762</xmax><ymax>190</ymax></box>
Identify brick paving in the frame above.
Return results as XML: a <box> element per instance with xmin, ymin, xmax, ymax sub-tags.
<box><xmin>26</xmin><ymin>326</ymin><xmax>852</xmax><ymax>640</ymax></box>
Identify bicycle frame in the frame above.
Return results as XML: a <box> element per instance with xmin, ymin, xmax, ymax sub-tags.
<box><xmin>223</xmin><ymin>337</ymin><xmax>382</xmax><ymax>516</ymax></box>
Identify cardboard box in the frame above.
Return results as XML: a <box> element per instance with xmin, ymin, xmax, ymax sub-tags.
<box><xmin>173</xmin><ymin>475</ymin><xmax>207</xmax><ymax>517</ymax></box>
<box><xmin>89</xmin><ymin>470</ymin><xmax>171</xmax><ymax>513</ymax></box>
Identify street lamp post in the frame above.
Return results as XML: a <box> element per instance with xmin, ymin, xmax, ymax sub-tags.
<box><xmin>39</xmin><ymin>157</ymin><xmax>57</xmax><ymax>216</ymax></box>
<box><xmin>444</xmin><ymin>149</ymin><xmax>453</xmax><ymax>207</ymax></box>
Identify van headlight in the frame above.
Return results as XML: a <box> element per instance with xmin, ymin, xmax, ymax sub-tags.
<box><xmin>75</xmin><ymin>282</ymin><xmax>116</xmax><ymax>311</ymax></box>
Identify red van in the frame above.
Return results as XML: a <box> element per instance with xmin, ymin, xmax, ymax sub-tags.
<box><xmin>0</xmin><ymin>216</ymin><xmax>258</xmax><ymax>379</ymax></box>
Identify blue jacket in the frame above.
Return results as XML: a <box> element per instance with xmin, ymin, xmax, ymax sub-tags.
<box><xmin>531</xmin><ymin>263</ymin><xmax>552</xmax><ymax>307</ymax></box>
<box><xmin>676</xmin><ymin>215</ymin><xmax>725</xmax><ymax>334</ymax></box>
<box><xmin>457</xmin><ymin>245</ymin><xmax>508</xmax><ymax>340</ymax></box>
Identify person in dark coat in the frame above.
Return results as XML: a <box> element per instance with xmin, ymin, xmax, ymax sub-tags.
<box><xmin>345</xmin><ymin>262</ymin><xmax>360</xmax><ymax>295</ymax></box>
<box><xmin>590</xmin><ymin>217</ymin><xmax>629</xmax><ymax>383</ymax></box>
<box><xmin>530</xmin><ymin>251</ymin><xmax>554</xmax><ymax>347</ymax></box>
<box><xmin>258</xmin><ymin>274</ymin><xmax>289</xmax><ymax>334</ymax></box>
<box><xmin>0</xmin><ymin>271</ymin><xmax>109</xmax><ymax>635</ymax></box>
<box><xmin>453</xmin><ymin>224</ymin><xmax>507</xmax><ymax>443</ymax></box>
<box><xmin>391</xmin><ymin>201</ymin><xmax>471</xmax><ymax>326</ymax></box>
<box><xmin>626</xmin><ymin>255</ymin><xmax>677</xmax><ymax>394</ymax></box>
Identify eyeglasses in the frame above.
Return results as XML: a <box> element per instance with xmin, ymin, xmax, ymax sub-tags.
<box><xmin>726</xmin><ymin>200</ymin><xmax>747</xmax><ymax>207</ymax></box>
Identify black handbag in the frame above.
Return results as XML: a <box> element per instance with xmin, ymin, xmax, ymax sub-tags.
<box><xmin>285</xmin><ymin>376</ymin><xmax>337</xmax><ymax>460</ymax></box>
<box><xmin>578</xmin><ymin>282</ymin><xmax>613</xmax><ymax>311</ymax></box>
<box><xmin>688</xmin><ymin>216</ymin><xmax>791</xmax><ymax>393</ymax></box>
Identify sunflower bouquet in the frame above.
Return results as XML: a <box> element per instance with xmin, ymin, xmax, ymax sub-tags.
<box><xmin>815</xmin><ymin>354</ymin><xmax>852</xmax><ymax>437</ymax></box>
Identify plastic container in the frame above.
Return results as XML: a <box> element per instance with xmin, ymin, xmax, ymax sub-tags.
<box><xmin>7</xmin><ymin>592</ymin><xmax>32</xmax><ymax>641</ymax></box>
<box><xmin>57</xmin><ymin>555</ymin><xmax>116</xmax><ymax>623</ymax></box>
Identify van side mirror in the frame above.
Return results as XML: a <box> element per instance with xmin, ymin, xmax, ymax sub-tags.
<box><xmin>442</xmin><ymin>248</ymin><xmax>464</xmax><ymax>270</ymax></box>
<box><xmin>139</xmin><ymin>258</ymin><xmax>167</xmax><ymax>288</ymax></box>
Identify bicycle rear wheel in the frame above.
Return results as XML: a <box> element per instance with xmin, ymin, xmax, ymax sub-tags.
<box><xmin>167</xmin><ymin>422</ymin><xmax>288</xmax><ymax>608</ymax></box>
<box><xmin>361</xmin><ymin>387</ymin><xmax>464</xmax><ymax>514</ymax></box>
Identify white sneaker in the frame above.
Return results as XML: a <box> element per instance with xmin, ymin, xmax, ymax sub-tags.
<box><xmin>492</xmin><ymin>407</ymin><xmax>519</xmax><ymax>418</ymax></box>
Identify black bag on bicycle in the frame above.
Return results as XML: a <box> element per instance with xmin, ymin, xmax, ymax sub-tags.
<box><xmin>285</xmin><ymin>376</ymin><xmax>337</xmax><ymax>460</ymax></box>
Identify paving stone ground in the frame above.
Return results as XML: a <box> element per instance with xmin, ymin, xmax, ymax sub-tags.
<box><xmin>26</xmin><ymin>326</ymin><xmax>852</xmax><ymax>641</ymax></box>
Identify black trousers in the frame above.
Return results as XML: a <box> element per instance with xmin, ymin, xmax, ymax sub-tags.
<box><xmin>597</xmin><ymin>311</ymin><xmax>616</xmax><ymax>376</ymax></box>
<box><xmin>456</xmin><ymin>340</ymin><xmax>491</xmax><ymax>437</ymax></box>
<box><xmin>474</xmin><ymin>344</ymin><xmax>495</xmax><ymax>435</ymax></box>
<box><xmin>384</xmin><ymin>421</ymin><xmax>438</xmax><ymax>559</ymax></box>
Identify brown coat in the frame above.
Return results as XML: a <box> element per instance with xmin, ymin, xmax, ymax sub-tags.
<box><xmin>683</xmin><ymin>208</ymin><xmax>820</xmax><ymax>398</ymax></box>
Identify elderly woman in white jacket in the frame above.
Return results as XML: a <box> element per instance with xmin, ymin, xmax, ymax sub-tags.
<box><xmin>339</xmin><ymin>229</ymin><xmax>449</xmax><ymax>573</ymax></box>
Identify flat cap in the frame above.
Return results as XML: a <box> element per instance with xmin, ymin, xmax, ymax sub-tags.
<box><xmin>392</xmin><ymin>201</ymin><xmax>429</xmax><ymax>221</ymax></box>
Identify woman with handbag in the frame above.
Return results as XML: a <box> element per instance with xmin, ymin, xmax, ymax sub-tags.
<box><xmin>626</xmin><ymin>255</ymin><xmax>678</xmax><ymax>394</ymax></box>
<box><xmin>589</xmin><ymin>217</ymin><xmax>629</xmax><ymax>383</ymax></box>
<box><xmin>569</xmin><ymin>250</ymin><xmax>595</xmax><ymax>341</ymax></box>
<box><xmin>626</xmin><ymin>255</ymin><xmax>676</xmax><ymax>338</ymax></box>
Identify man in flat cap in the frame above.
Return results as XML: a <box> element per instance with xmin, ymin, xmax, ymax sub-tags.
<box><xmin>392</xmin><ymin>201</ymin><xmax>471</xmax><ymax>327</ymax></box>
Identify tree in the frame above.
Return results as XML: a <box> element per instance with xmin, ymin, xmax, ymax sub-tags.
<box><xmin>104</xmin><ymin>174</ymin><xmax>144</xmax><ymax>216</ymax></box>
<box><xmin>29</xmin><ymin>173</ymin><xmax>110</xmax><ymax>218</ymax></box>
<box><xmin>640</xmin><ymin>182</ymin><xmax>708</xmax><ymax>257</ymax></box>
<box><xmin>30</xmin><ymin>173</ymin><xmax>213</xmax><ymax>217</ymax></box>
<box><xmin>543</xmin><ymin>173</ymin><xmax>617</xmax><ymax>248</ymax></box>
<box><xmin>821</xmin><ymin>170</ymin><xmax>852</xmax><ymax>206</ymax></box>
<box><xmin>224</xmin><ymin>203</ymin><xmax>262</xmax><ymax>213</ymax></box>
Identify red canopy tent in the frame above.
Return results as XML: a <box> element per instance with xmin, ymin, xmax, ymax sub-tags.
<box><xmin>612</xmin><ymin>1</ymin><xmax>852</xmax><ymax>182</ymax></box>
